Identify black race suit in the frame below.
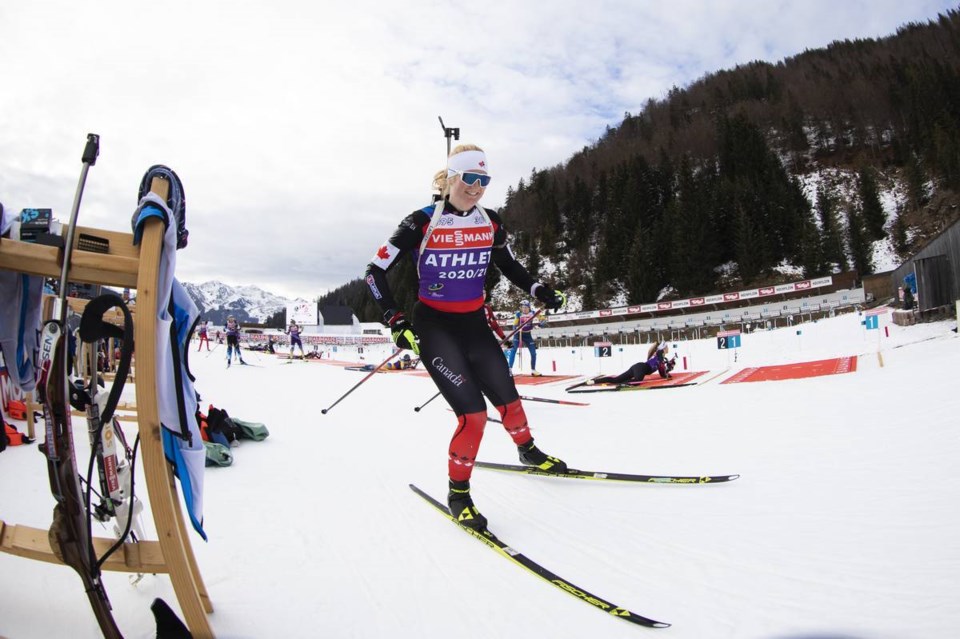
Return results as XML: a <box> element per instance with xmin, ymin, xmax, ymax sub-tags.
<box><xmin>365</xmin><ymin>200</ymin><xmax>541</xmax><ymax>481</ymax></box>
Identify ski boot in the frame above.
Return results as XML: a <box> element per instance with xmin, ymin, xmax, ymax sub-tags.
<box><xmin>447</xmin><ymin>479</ymin><xmax>488</xmax><ymax>532</ymax></box>
<box><xmin>518</xmin><ymin>440</ymin><xmax>568</xmax><ymax>474</ymax></box>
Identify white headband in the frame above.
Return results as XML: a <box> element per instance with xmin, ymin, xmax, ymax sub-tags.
<box><xmin>447</xmin><ymin>149</ymin><xmax>488</xmax><ymax>174</ymax></box>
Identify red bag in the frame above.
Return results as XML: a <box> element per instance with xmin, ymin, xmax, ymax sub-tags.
<box><xmin>196</xmin><ymin>409</ymin><xmax>210</xmax><ymax>442</ymax></box>
<box><xmin>4</xmin><ymin>423</ymin><xmax>24</xmax><ymax>446</ymax></box>
<box><xmin>6</xmin><ymin>400</ymin><xmax>27</xmax><ymax>421</ymax></box>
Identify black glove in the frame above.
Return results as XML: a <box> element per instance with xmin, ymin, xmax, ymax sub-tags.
<box><xmin>384</xmin><ymin>310</ymin><xmax>420</xmax><ymax>355</ymax></box>
<box><xmin>533</xmin><ymin>284</ymin><xmax>566</xmax><ymax>311</ymax></box>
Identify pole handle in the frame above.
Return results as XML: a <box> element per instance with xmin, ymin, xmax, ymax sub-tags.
<box><xmin>82</xmin><ymin>133</ymin><xmax>100</xmax><ymax>166</ymax></box>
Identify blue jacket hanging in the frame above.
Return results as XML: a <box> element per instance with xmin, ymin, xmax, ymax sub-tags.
<box><xmin>132</xmin><ymin>171</ymin><xmax>207</xmax><ymax>540</ymax></box>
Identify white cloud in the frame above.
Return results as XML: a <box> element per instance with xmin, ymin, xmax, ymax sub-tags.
<box><xmin>0</xmin><ymin>0</ymin><xmax>955</xmax><ymax>300</ymax></box>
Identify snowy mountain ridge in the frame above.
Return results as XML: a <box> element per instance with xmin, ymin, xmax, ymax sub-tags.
<box><xmin>181</xmin><ymin>280</ymin><xmax>298</xmax><ymax>325</ymax></box>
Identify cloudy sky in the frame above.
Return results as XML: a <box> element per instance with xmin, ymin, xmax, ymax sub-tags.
<box><xmin>1</xmin><ymin>1</ymin><xmax>955</xmax><ymax>301</ymax></box>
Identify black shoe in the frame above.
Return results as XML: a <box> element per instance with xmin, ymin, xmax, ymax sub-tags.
<box><xmin>518</xmin><ymin>440</ymin><xmax>568</xmax><ymax>474</ymax></box>
<box><xmin>447</xmin><ymin>480</ymin><xmax>488</xmax><ymax>531</ymax></box>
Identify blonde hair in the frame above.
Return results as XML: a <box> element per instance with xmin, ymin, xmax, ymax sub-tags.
<box><xmin>647</xmin><ymin>342</ymin><xmax>667</xmax><ymax>359</ymax></box>
<box><xmin>432</xmin><ymin>143</ymin><xmax>485</xmax><ymax>197</ymax></box>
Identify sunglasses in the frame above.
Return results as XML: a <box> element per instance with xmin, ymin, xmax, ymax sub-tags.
<box><xmin>452</xmin><ymin>170</ymin><xmax>492</xmax><ymax>187</ymax></box>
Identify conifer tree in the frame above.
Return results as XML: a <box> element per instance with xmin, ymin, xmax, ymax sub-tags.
<box><xmin>581</xmin><ymin>278</ymin><xmax>598</xmax><ymax>311</ymax></box>
<box><xmin>857</xmin><ymin>166</ymin><xmax>887</xmax><ymax>240</ymax></box>
<box><xmin>932</xmin><ymin>121</ymin><xmax>960</xmax><ymax>190</ymax></box>
<box><xmin>564</xmin><ymin>176</ymin><xmax>592</xmax><ymax>248</ymax></box>
<box><xmin>669</xmin><ymin>157</ymin><xmax>717</xmax><ymax>294</ymax></box>
<box><xmin>796</xmin><ymin>210</ymin><xmax>824</xmax><ymax>277</ymax></box>
<box><xmin>266</xmin><ymin>308</ymin><xmax>285</xmax><ymax>329</ymax></box>
<box><xmin>626</xmin><ymin>220</ymin><xmax>656</xmax><ymax>304</ymax></box>
<box><xmin>846</xmin><ymin>205</ymin><xmax>874</xmax><ymax>276</ymax></box>
<box><xmin>890</xmin><ymin>206</ymin><xmax>910</xmax><ymax>259</ymax></box>
<box><xmin>735</xmin><ymin>205</ymin><xmax>766</xmax><ymax>284</ymax></box>
<box><xmin>816</xmin><ymin>182</ymin><xmax>848</xmax><ymax>272</ymax></box>
<box><xmin>526</xmin><ymin>243</ymin><xmax>542</xmax><ymax>281</ymax></box>
<box><xmin>903</xmin><ymin>152</ymin><xmax>930</xmax><ymax>210</ymax></box>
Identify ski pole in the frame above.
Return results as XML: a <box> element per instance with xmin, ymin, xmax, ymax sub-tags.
<box><xmin>413</xmin><ymin>391</ymin><xmax>441</xmax><ymax>412</ymax></box>
<box><xmin>518</xmin><ymin>394</ymin><xmax>589</xmax><ymax>407</ymax></box>
<box><xmin>413</xmin><ymin>307</ymin><xmax>545</xmax><ymax>412</ymax></box>
<box><xmin>501</xmin><ymin>307</ymin><xmax>544</xmax><ymax>347</ymax></box>
<box><xmin>321</xmin><ymin>347</ymin><xmax>403</xmax><ymax>414</ymax></box>
<box><xmin>57</xmin><ymin>133</ymin><xmax>99</xmax><ymax>325</ymax></box>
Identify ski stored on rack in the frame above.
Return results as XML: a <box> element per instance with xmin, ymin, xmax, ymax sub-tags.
<box><xmin>409</xmin><ymin>483</ymin><xmax>670</xmax><ymax>629</ymax></box>
<box><xmin>474</xmin><ymin>461</ymin><xmax>739</xmax><ymax>484</ymax></box>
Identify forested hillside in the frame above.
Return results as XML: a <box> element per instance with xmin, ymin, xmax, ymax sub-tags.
<box><xmin>321</xmin><ymin>9</ymin><xmax>960</xmax><ymax>320</ymax></box>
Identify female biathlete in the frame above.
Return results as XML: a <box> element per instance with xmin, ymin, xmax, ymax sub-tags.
<box><xmin>365</xmin><ymin>144</ymin><xmax>567</xmax><ymax>531</ymax></box>
<box><xmin>590</xmin><ymin>342</ymin><xmax>675</xmax><ymax>385</ymax></box>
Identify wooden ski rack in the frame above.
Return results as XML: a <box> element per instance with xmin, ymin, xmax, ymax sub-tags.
<box><xmin>0</xmin><ymin>176</ymin><xmax>214</xmax><ymax>637</ymax></box>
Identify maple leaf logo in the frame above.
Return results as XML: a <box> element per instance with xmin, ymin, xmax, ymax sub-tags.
<box><xmin>478</xmin><ymin>160</ymin><xmax>486</xmax><ymax>167</ymax></box>
<box><xmin>376</xmin><ymin>245</ymin><xmax>390</xmax><ymax>260</ymax></box>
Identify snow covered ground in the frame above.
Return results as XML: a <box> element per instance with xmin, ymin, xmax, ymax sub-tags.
<box><xmin>2</xmin><ymin>309</ymin><xmax>959</xmax><ymax>639</ymax></box>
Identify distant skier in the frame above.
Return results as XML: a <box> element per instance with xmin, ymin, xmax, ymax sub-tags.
<box><xmin>505</xmin><ymin>300</ymin><xmax>541</xmax><ymax>376</ymax></box>
<box><xmin>365</xmin><ymin>143</ymin><xmax>568</xmax><ymax>532</ymax></box>
<box><xmin>224</xmin><ymin>315</ymin><xmax>246</xmax><ymax>366</ymax></box>
<box><xmin>384</xmin><ymin>353</ymin><xmax>419</xmax><ymax>370</ymax></box>
<box><xmin>589</xmin><ymin>342</ymin><xmax>675</xmax><ymax>386</ymax></box>
<box><xmin>196</xmin><ymin>319</ymin><xmax>210</xmax><ymax>351</ymax></box>
<box><xmin>286</xmin><ymin>319</ymin><xmax>306</xmax><ymax>360</ymax></box>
